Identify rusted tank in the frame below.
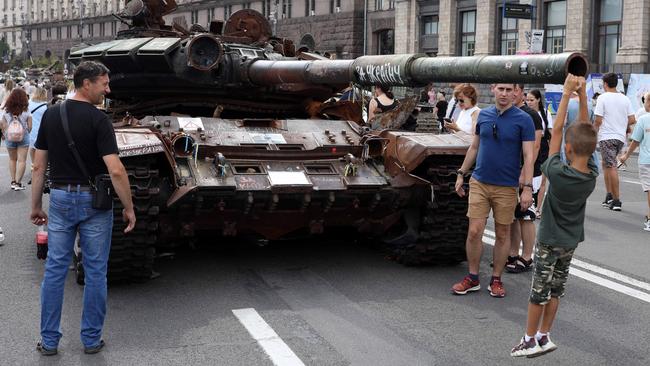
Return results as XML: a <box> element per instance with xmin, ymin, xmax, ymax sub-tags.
<box><xmin>68</xmin><ymin>1</ymin><xmax>588</xmax><ymax>283</ymax></box>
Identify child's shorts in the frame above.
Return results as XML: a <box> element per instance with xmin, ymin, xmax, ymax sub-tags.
<box><xmin>529</xmin><ymin>243</ymin><xmax>575</xmax><ymax>305</ymax></box>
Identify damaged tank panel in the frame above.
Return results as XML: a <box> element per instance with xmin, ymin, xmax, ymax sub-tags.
<box><xmin>68</xmin><ymin>2</ymin><xmax>588</xmax><ymax>282</ymax></box>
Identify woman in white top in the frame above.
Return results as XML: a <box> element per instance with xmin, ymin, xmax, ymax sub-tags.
<box><xmin>444</xmin><ymin>84</ymin><xmax>480</xmax><ymax>134</ymax></box>
<box><xmin>0</xmin><ymin>88</ymin><xmax>32</xmax><ymax>190</ymax></box>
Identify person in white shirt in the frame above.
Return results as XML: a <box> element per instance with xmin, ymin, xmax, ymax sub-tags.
<box><xmin>594</xmin><ymin>73</ymin><xmax>636</xmax><ymax>211</ymax></box>
<box><xmin>444</xmin><ymin>84</ymin><xmax>480</xmax><ymax>135</ymax></box>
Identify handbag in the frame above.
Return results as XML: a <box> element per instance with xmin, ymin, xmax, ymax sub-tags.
<box><xmin>59</xmin><ymin>101</ymin><xmax>114</xmax><ymax>210</ymax></box>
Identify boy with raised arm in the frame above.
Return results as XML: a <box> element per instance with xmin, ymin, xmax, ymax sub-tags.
<box><xmin>510</xmin><ymin>75</ymin><xmax>599</xmax><ymax>357</ymax></box>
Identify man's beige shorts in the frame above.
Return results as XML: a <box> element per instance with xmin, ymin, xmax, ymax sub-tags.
<box><xmin>467</xmin><ymin>178</ymin><xmax>518</xmax><ymax>225</ymax></box>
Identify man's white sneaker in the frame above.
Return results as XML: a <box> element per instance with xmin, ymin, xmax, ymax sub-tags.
<box><xmin>13</xmin><ymin>183</ymin><xmax>26</xmax><ymax>191</ymax></box>
<box><xmin>0</xmin><ymin>227</ymin><xmax>5</xmax><ymax>245</ymax></box>
<box><xmin>644</xmin><ymin>217</ymin><xmax>650</xmax><ymax>232</ymax></box>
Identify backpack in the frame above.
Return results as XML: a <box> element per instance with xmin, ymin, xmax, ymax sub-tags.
<box><xmin>6</xmin><ymin>114</ymin><xmax>25</xmax><ymax>142</ymax></box>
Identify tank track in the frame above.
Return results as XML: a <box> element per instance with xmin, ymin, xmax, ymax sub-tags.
<box><xmin>108</xmin><ymin>158</ymin><xmax>162</xmax><ymax>282</ymax></box>
<box><xmin>390</xmin><ymin>157</ymin><xmax>469</xmax><ymax>265</ymax></box>
<box><xmin>73</xmin><ymin>157</ymin><xmax>162</xmax><ymax>284</ymax></box>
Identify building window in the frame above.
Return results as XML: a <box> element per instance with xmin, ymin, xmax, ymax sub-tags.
<box><xmin>77</xmin><ymin>24</ymin><xmax>82</xmax><ymax>38</ymax></box>
<box><xmin>460</xmin><ymin>10</ymin><xmax>476</xmax><ymax>56</ymax></box>
<box><xmin>422</xmin><ymin>15</ymin><xmax>438</xmax><ymax>35</ymax></box>
<box><xmin>597</xmin><ymin>0</ymin><xmax>622</xmax><ymax>64</ymax></box>
<box><xmin>46</xmin><ymin>28</ymin><xmax>51</xmax><ymax>39</ymax></box>
<box><xmin>56</xmin><ymin>27</ymin><xmax>62</xmax><ymax>40</ymax></box>
<box><xmin>281</xmin><ymin>0</ymin><xmax>292</xmax><ymax>19</ymax></box>
<box><xmin>377</xmin><ymin>29</ymin><xmax>394</xmax><ymax>55</ymax></box>
<box><xmin>330</xmin><ymin>0</ymin><xmax>341</xmax><ymax>13</ymax></box>
<box><xmin>191</xmin><ymin>10</ymin><xmax>199</xmax><ymax>24</ymax></box>
<box><xmin>66</xmin><ymin>25</ymin><xmax>72</xmax><ymax>38</ymax></box>
<box><xmin>224</xmin><ymin>5</ymin><xmax>232</xmax><ymax>19</ymax></box>
<box><xmin>499</xmin><ymin>14</ymin><xmax>518</xmax><ymax>55</ymax></box>
<box><xmin>305</xmin><ymin>0</ymin><xmax>315</xmax><ymax>16</ymax></box>
<box><xmin>544</xmin><ymin>1</ymin><xmax>566</xmax><ymax>54</ymax></box>
<box><xmin>375</xmin><ymin>0</ymin><xmax>383</xmax><ymax>11</ymax></box>
<box><xmin>100</xmin><ymin>22</ymin><xmax>105</xmax><ymax>37</ymax></box>
<box><xmin>111</xmin><ymin>21</ymin><xmax>117</xmax><ymax>35</ymax></box>
<box><xmin>243</xmin><ymin>2</ymin><xmax>251</xmax><ymax>9</ymax></box>
<box><xmin>388</xmin><ymin>0</ymin><xmax>395</xmax><ymax>9</ymax></box>
<box><xmin>208</xmin><ymin>8</ymin><xmax>215</xmax><ymax>22</ymax></box>
<box><xmin>88</xmin><ymin>23</ymin><xmax>94</xmax><ymax>37</ymax></box>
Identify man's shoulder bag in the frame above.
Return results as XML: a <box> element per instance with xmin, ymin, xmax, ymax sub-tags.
<box><xmin>59</xmin><ymin>101</ymin><xmax>114</xmax><ymax>210</ymax></box>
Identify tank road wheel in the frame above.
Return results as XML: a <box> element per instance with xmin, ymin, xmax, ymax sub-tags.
<box><xmin>389</xmin><ymin>159</ymin><xmax>469</xmax><ymax>266</ymax></box>
<box><xmin>107</xmin><ymin>157</ymin><xmax>163</xmax><ymax>283</ymax></box>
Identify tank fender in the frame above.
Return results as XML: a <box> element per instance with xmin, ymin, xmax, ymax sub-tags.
<box><xmin>380</xmin><ymin>131</ymin><xmax>473</xmax><ymax>183</ymax></box>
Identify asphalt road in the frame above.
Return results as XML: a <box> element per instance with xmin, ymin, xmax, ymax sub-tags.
<box><xmin>0</xmin><ymin>146</ymin><xmax>648</xmax><ymax>366</ymax></box>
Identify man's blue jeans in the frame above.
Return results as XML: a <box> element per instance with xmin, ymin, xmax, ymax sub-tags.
<box><xmin>41</xmin><ymin>188</ymin><xmax>113</xmax><ymax>349</ymax></box>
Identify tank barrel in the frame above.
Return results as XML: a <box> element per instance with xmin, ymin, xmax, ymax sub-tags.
<box><xmin>247</xmin><ymin>52</ymin><xmax>588</xmax><ymax>87</ymax></box>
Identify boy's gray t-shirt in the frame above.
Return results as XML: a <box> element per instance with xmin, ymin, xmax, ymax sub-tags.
<box><xmin>538</xmin><ymin>153</ymin><xmax>598</xmax><ymax>249</ymax></box>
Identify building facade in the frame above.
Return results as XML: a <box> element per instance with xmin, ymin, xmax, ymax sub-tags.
<box><xmin>2</xmin><ymin>0</ymin><xmax>649</xmax><ymax>78</ymax></box>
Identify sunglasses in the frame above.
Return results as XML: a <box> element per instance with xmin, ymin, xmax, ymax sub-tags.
<box><xmin>458</xmin><ymin>99</ymin><xmax>465</xmax><ymax>104</ymax></box>
<box><xmin>492</xmin><ymin>123</ymin><xmax>498</xmax><ymax>139</ymax></box>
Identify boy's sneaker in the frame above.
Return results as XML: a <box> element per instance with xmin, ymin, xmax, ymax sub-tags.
<box><xmin>13</xmin><ymin>182</ymin><xmax>26</xmax><ymax>191</ymax></box>
<box><xmin>537</xmin><ymin>335</ymin><xmax>558</xmax><ymax>354</ymax></box>
<box><xmin>36</xmin><ymin>341</ymin><xmax>58</xmax><ymax>356</ymax></box>
<box><xmin>602</xmin><ymin>193</ymin><xmax>613</xmax><ymax>207</ymax></box>
<box><xmin>644</xmin><ymin>217</ymin><xmax>650</xmax><ymax>232</ymax></box>
<box><xmin>451</xmin><ymin>276</ymin><xmax>481</xmax><ymax>295</ymax></box>
<box><xmin>488</xmin><ymin>278</ymin><xmax>506</xmax><ymax>298</ymax></box>
<box><xmin>609</xmin><ymin>199</ymin><xmax>622</xmax><ymax>211</ymax></box>
<box><xmin>511</xmin><ymin>337</ymin><xmax>543</xmax><ymax>357</ymax></box>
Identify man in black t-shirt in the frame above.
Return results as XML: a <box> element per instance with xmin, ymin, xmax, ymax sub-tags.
<box><xmin>30</xmin><ymin>61</ymin><xmax>135</xmax><ymax>356</ymax></box>
<box><xmin>507</xmin><ymin>84</ymin><xmax>544</xmax><ymax>273</ymax></box>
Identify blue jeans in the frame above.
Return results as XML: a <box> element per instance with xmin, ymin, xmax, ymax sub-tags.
<box><xmin>41</xmin><ymin>188</ymin><xmax>113</xmax><ymax>349</ymax></box>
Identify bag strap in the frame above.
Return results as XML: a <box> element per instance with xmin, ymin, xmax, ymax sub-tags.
<box><xmin>59</xmin><ymin>101</ymin><xmax>94</xmax><ymax>187</ymax></box>
<box><xmin>30</xmin><ymin>103</ymin><xmax>47</xmax><ymax>114</ymax></box>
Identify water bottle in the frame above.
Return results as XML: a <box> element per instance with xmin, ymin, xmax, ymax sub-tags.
<box><xmin>36</xmin><ymin>225</ymin><xmax>48</xmax><ymax>260</ymax></box>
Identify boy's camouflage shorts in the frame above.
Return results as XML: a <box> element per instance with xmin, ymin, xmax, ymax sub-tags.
<box><xmin>529</xmin><ymin>243</ymin><xmax>575</xmax><ymax>305</ymax></box>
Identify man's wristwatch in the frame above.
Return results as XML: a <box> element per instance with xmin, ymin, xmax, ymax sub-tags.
<box><xmin>456</xmin><ymin>169</ymin><xmax>466</xmax><ymax>177</ymax></box>
<box><xmin>522</xmin><ymin>183</ymin><xmax>533</xmax><ymax>189</ymax></box>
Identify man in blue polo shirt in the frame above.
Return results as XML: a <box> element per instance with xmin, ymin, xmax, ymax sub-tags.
<box><xmin>453</xmin><ymin>83</ymin><xmax>536</xmax><ymax>298</ymax></box>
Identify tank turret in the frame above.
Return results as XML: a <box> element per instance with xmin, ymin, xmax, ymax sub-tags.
<box><xmin>70</xmin><ymin>7</ymin><xmax>587</xmax><ymax>119</ymax></box>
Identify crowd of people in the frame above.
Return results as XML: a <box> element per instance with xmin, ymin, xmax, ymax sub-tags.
<box><xmin>0</xmin><ymin>64</ymin><xmax>648</xmax><ymax>358</ymax></box>
<box><xmin>426</xmin><ymin>74</ymin><xmax>648</xmax><ymax>232</ymax></box>
<box><xmin>0</xmin><ymin>77</ymin><xmax>76</xmax><ymax>246</ymax></box>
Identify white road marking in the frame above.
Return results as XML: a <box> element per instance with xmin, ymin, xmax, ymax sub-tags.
<box><xmin>232</xmin><ymin>308</ymin><xmax>306</xmax><ymax>366</ymax></box>
<box><xmin>621</xmin><ymin>178</ymin><xmax>641</xmax><ymax>185</ymax></box>
<box><xmin>569</xmin><ymin>268</ymin><xmax>650</xmax><ymax>304</ymax></box>
<box><xmin>482</xmin><ymin>229</ymin><xmax>650</xmax><ymax>303</ymax></box>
